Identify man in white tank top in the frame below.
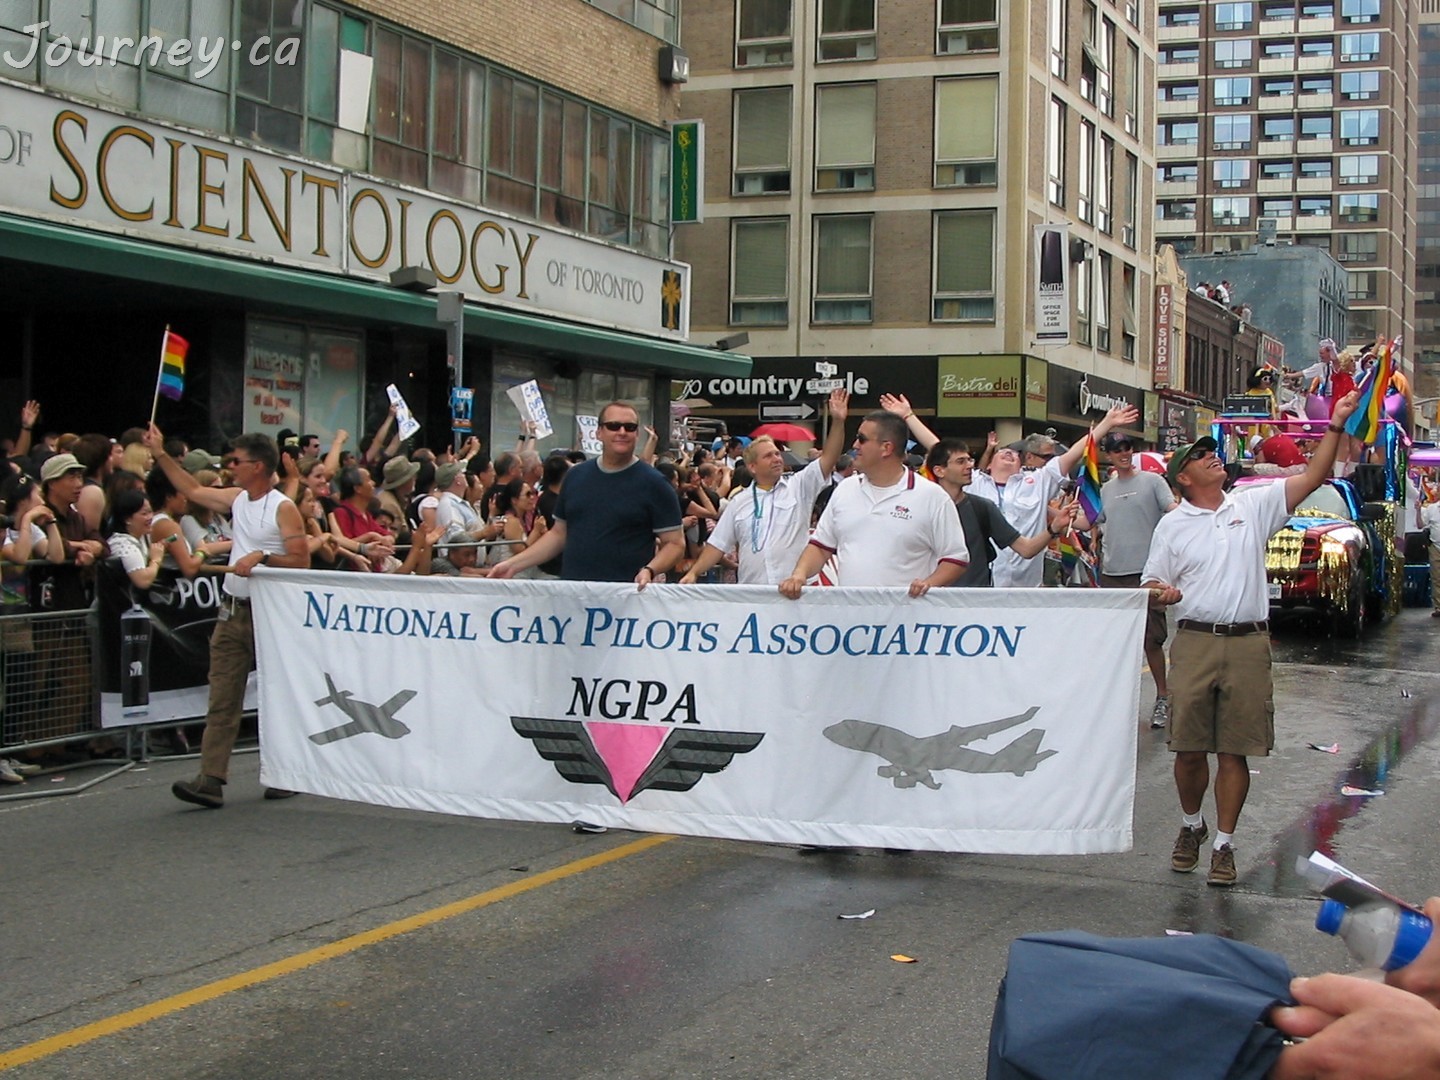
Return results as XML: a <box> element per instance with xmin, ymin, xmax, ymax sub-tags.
<box><xmin>146</xmin><ymin>424</ymin><xmax>309</xmax><ymax>808</ymax></box>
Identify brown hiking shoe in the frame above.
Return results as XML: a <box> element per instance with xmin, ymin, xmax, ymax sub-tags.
<box><xmin>1170</xmin><ymin>822</ymin><xmax>1208</xmax><ymax>873</ymax></box>
<box><xmin>1208</xmin><ymin>844</ymin><xmax>1238</xmax><ymax>887</ymax></box>
<box><xmin>172</xmin><ymin>774</ymin><xmax>224</xmax><ymax>809</ymax></box>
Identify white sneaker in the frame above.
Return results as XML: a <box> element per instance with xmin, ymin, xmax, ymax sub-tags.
<box><xmin>3</xmin><ymin>758</ymin><xmax>40</xmax><ymax>776</ymax></box>
<box><xmin>1150</xmin><ymin>697</ymin><xmax>1171</xmax><ymax>729</ymax></box>
<box><xmin>0</xmin><ymin>760</ymin><xmax>24</xmax><ymax>784</ymax></box>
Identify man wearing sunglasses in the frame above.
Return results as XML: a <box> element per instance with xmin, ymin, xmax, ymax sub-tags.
<box><xmin>1141</xmin><ymin>389</ymin><xmax>1360</xmax><ymax>888</ymax></box>
<box><xmin>490</xmin><ymin>402</ymin><xmax>683</xmax><ymax>588</ymax></box>
<box><xmin>146</xmin><ymin>423</ymin><xmax>310</xmax><ymax>809</ymax></box>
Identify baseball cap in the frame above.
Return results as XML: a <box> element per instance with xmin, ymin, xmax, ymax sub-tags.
<box><xmin>1256</xmin><ymin>435</ymin><xmax>1306</xmax><ymax>468</ymax></box>
<box><xmin>1165</xmin><ymin>436</ymin><xmax>1217</xmax><ymax>489</ymax></box>
<box><xmin>381</xmin><ymin>456</ymin><xmax>421</xmax><ymax>491</ymax></box>
<box><xmin>39</xmin><ymin>452</ymin><xmax>84</xmax><ymax>483</ymax></box>
<box><xmin>182</xmin><ymin>448</ymin><xmax>222</xmax><ymax>473</ymax></box>
<box><xmin>435</xmin><ymin>462</ymin><xmax>465</xmax><ymax>490</ymax></box>
<box><xmin>1101</xmin><ymin>432</ymin><xmax>1135</xmax><ymax>452</ymax></box>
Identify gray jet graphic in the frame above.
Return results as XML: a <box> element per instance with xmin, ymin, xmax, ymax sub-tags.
<box><xmin>309</xmin><ymin>674</ymin><xmax>417</xmax><ymax>744</ymax></box>
<box><xmin>823</xmin><ymin>706</ymin><xmax>1056</xmax><ymax>789</ymax></box>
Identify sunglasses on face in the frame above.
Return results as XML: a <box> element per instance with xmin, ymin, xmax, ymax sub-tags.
<box><xmin>601</xmin><ymin>421</ymin><xmax>639</xmax><ymax>432</ymax></box>
<box><xmin>853</xmin><ymin>433</ymin><xmax>889</xmax><ymax>445</ymax></box>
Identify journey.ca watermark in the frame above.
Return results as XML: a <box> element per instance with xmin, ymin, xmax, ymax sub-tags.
<box><xmin>3</xmin><ymin>21</ymin><xmax>300</xmax><ymax>80</ymax></box>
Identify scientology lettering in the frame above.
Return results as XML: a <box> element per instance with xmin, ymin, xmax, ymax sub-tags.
<box><xmin>253</xmin><ymin>573</ymin><xmax>1146</xmax><ymax>854</ymax></box>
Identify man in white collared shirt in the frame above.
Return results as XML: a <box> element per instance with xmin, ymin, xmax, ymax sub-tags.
<box><xmin>1143</xmin><ymin>389</ymin><xmax>1359</xmax><ymax>888</ymax></box>
<box><xmin>681</xmin><ymin>390</ymin><xmax>849</xmax><ymax>585</ymax></box>
<box><xmin>779</xmin><ymin>411</ymin><xmax>968</xmax><ymax>598</ymax></box>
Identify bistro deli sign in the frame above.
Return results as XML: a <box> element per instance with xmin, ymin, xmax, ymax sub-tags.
<box><xmin>0</xmin><ymin>77</ymin><xmax>688</xmax><ymax>340</ymax></box>
<box><xmin>936</xmin><ymin>355</ymin><xmax>1048</xmax><ymax>421</ymax></box>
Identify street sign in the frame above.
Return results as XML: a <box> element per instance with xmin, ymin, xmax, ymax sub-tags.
<box><xmin>759</xmin><ymin>400</ymin><xmax>816</xmax><ymax>421</ymax></box>
<box><xmin>805</xmin><ymin>378</ymin><xmax>845</xmax><ymax>394</ymax></box>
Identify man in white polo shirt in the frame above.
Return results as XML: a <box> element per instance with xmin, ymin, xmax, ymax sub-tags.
<box><xmin>1143</xmin><ymin>389</ymin><xmax>1359</xmax><ymax>888</ymax></box>
<box><xmin>779</xmin><ymin>410</ymin><xmax>967</xmax><ymax>597</ymax></box>
<box><xmin>681</xmin><ymin>389</ymin><xmax>849</xmax><ymax>585</ymax></box>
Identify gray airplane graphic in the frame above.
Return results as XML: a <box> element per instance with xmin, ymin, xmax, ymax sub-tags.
<box><xmin>823</xmin><ymin>706</ymin><xmax>1056</xmax><ymax>789</ymax></box>
<box><xmin>309</xmin><ymin>674</ymin><xmax>417</xmax><ymax>744</ymax></box>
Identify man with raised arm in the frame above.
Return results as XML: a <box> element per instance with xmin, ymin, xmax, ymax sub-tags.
<box><xmin>145</xmin><ymin>422</ymin><xmax>310</xmax><ymax>809</ymax></box>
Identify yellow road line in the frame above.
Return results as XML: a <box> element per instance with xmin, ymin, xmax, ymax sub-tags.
<box><xmin>0</xmin><ymin>833</ymin><xmax>674</xmax><ymax>1070</ymax></box>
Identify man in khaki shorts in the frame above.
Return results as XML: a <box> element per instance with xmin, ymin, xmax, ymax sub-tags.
<box><xmin>1142</xmin><ymin>389</ymin><xmax>1359</xmax><ymax>887</ymax></box>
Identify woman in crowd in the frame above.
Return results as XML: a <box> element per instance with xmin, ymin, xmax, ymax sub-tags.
<box><xmin>144</xmin><ymin>468</ymin><xmax>214</xmax><ymax>577</ymax></box>
<box><xmin>482</xmin><ymin>479</ymin><xmax>546</xmax><ymax>575</ymax></box>
<box><xmin>179</xmin><ymin>469</ymin><xmax>233</xmax><ymax>561</ymax></box>
<box><xmin>104</xmin><ymin>488</ymin><xmax>165</xmax><ymax>592</ymax></box>
<box><xmin>293</xmin><ymin>484</ymin><xmax>346</xmax><ymax>569</ymax></box>
<box><xmin>1</xmin><ymin>471</ymin><xmax>63</xmax><ymax>567</ymax></box>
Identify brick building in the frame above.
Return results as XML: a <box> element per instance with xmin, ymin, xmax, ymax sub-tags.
<box><xmin>675</xmin><ymin>0</ymin><xmax>1161</xmax><ymax>448</ymax></box>
<box><xmin>0</xmin><ymin>0</ymin><xmax>740</xmax><ymax>452</ymax></box>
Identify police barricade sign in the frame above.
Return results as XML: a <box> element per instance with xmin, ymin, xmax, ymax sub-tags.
<box><xmin>251</xmin><ymin>572</ymin><xmax>1145</xmax><ymax>854</ymax></box>
<box><xmin>97</xmin><ymin>562</ymin><xmax>256</xmax><ymax>727</ymax></box>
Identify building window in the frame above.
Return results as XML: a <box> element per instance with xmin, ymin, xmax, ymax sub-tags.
<box><xmin>818</xmin><ymin>0</ymin><xmax>876</xmax><ymax>61</ymax></box>
<box><xmin>1213</xmin><ymin>114</ymin><xmax>1252</xmax><ymax>150</ymax></box>
<box><xmin>1339</xmin><ymin>153</ymin><xmax>1379</xmax><ymax>184</ymax></box>
<box><xmin>584</xmin><ymin>0</ymin><xmax>679</xmax><ymax>42</ymax></box>
<box><xmin>1299</xmin><ymin>195</ymin><xmax>1332</xmax><ymax>215</ymax></box>
<box><xmin>1348</xmin><ymin>269</ymin><xmax>1378</xmax><ymax>301</ymax></box>
<box><xmin>1163</xmin><ymin>119</ymin><xmax>1200</xmax><ymax>146</ymax></box>
<box><xmin>1301</xmin><ymin>0</ymin><xmax>1334</xmax><ymax>14</ymax></box>
<box><xmin>733</xmin><ymin>87</ymin><xmax>791</xmax><ymax>195</ymax></box>
<box><xmin>1340</xmin><ymin>32</ymin><xmax>1379</xmax><ymax>62</ymax></box>
<box><xmin>1300</xmin><ymin>37</ymin><xmax>1333</xmax><ymax>57</ymax></box>
<box><xmin>235</xmin><ymin>0</ymin><xmax>310</xmax><ymax>153</ymax></box>
<box><xmin>1124</xmin><ymin>40</ymin><xmax>1140</xmax><ymax>135</ymax></box>
<box><xmin>1124</xmin><ymin>152</ymin><xmax>1138</xmax><ymax>246</ymax></box>
<box><xmin>1050</xmin><ymin>0</ymin><xmax>1066</xmax><ymax>77</ymax></box>
<box><xmin>1260</xmin><ymin>160</ymin><xmax>1294</xmax><ymax>179</ymax></box>
<box><xmin>1338</xmin><ymin>192</ymin><xmax>1379</xmax><ymax>222</ymax></box>
<box><xmin>586</xmin><ymin>112</ymin><xmax>633</xmax><ymax>244</ymax></box>
<box><xmin>1261</xmin><ymin>197</ymin><xmax>1293</xmax><ymax>218</ymax></box>
<box><xmin>1048</xmin><ymin>97</ymin><xmax>1066</xmax><ymax>206</ymax></box>
<box><xmin>1160</xmin><ymin>6</ymin><xmax>1201</xmax><ymax>26</ymax></box>
<box><xmin>1075</xmin><ymin>255</ymin><xmax>1092</xmax><ymax>345</ymax></box>
<box><xmin>1299</xmin><ymin>74</ymin><xmax>1333</xmax><ymax>95</ymax></box>
<box><xmin>1121</xmin><ymin>264</ymin><xmax>1137</xmax><ymax>360</ymax></box>
<box><xmin>1214</xmin><ymin>159</ymin><xmax>1252</xmax><ymax>188</ymax></box>
<box><xmin>1098</xmin><ymin>136</ymin><xmax>1115</xmax><ymax>234</ymax></box>
<box><xmin>1338</xmin><ymin>231</ymin><xmax>1378</xmax><ymax>262</ymax></box>
<box><xmin>1299</xmin><ymin>157</ymin><xmax>1332</xmax><ymax>177</ymax></box>
<box><xmin>1263</xmin><ymin>116</ymin><xmax>1296</xmax><ymax>140</ymax></box>
<box><xmin>1214</xmin><ymin>77</ymin><xmax>1252</xmax><ymax>106</ymax></box>
<box><xmin>1214</xmin><ymin>196</ymin><xmax>1251</xmax><ymax>225</ymax></box>
<box><xmin>731</xmin><ymin>218</ymin><xmax>789</xmax><ymax>325</ymax></box>
<box><xmin>1160</xmin><ymin>163</ymin><xmax>1199</xmax><ymax>182</ymax></box>
<box><xmin>1262</xmin><ymin>39</ymin><xmax>1296</xmax><ymax>58</ymax></box>
<box><xmin>1340</xmin><ymin>108</ymin><xmax>1380</xmax><ymax>146</ymax></box>
<box><xmin>1095</xmin><ymin>253</ymin><xmax>1112</xmax><ymax>352</ymax></box>
<box><xmin>1261</xmin><ymin>76</ymin><xmax>1295</xmax><ymax>97</ymax></box>
<box><xmin>815</xmin><ymin>83</ymin><xmax>876</xmax><ymax>190</ymax></box>
<box><xmin>937</xmin><ymin>0</ymin><xmax>999</xmax><ymax>55</ymax></box>
<box><xmin>485</xmin><ymin>70</ymin><xmax>540</xmax><ymax>218</ymax></box>
<box><xmin>1080</xmin><ymin>2</ymin><xmax>1099</xmax><ymax>103</ymax></box>
<box><xmin>932</xmin><ymin>211</ymin><xmax>996</xmax><ymax>321</ymax></box>
<box><xmin>935</xmin><ymin>76</ymin><xmax>999</xmax><ymax>187</ymax></box>
<box><xmin>1098</xmin><ymin>17</ymin><xmax>1115</xmax><ymax>116</ymax></box>
<box><xmin>1261</xmin><ymin>2</ymin><xmax>1297</xmax><ymax>17</ymax></box>
<box><xmin>1164</xmin><ymin>82</ymin><xmax>1200</xmax><ymax>102</ymax></box>
<box><xmin>1158</xmin><ymin>199</ymin><xmax>1197</xmax><ymax>220</ymax></box>
<box><xmin>1078</xmin><ymin>119</ymin><xmax>1095</xmax><ymax>222</ymax></box>
<box><xmin>736</xmin><ymin>0</ymin><xmax>794</xmax><ymax>67</ymax></box>
<box><xmin>1160</xmin><ymin>45</ymin><xmax>1201</xmax><ymax>64</ymax></box>
<box><xmin>1300</xmin><ymin>114</ymin><xmax>1333</xmax><ymax>139</ymax></box>
<box><xmin>813</xmin><ymin>216</ymin><xmax>873</xmax><ymax>323</ymax></box>
<box><xmin>1340</xmin><ymin>71</ymin><xmax>1380</xmax><ymax>100</ymax></box>
<box><xmin>538</xmin><ymin>91</ymin><xmax>587</xmax><ymax>232</ymax></box>
<box><xmin>1214</xmin><ymin>39</ymin><xmax>1252</xmax><ymax>68</ymax></box>
<box><xmin>1125</xmin><ymin>0</ymin><xmax>1139</xmax><ymax>27</ymax></box>
<box><xmin>1340</xmin><ymin>0</ymin><xmax>1379</xmax><ymax>22</ymax></box>
<box><xmin>1215</xmin><ymin>2</ymin><xmax>1254</xmax><ymax>30</ymax></box>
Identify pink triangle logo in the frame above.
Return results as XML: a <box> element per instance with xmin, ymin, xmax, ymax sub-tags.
<box><xmin>584</xmin><ymin>722</ymin><xmax>671</xmax><ymax>803</ymax></box>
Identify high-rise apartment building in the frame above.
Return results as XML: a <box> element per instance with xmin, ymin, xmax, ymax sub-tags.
<box><xmin>1154</xmin><ymin>0</ymin><xmax>1417</xmax><ymax>374</ymax></box>
<box><xmin>0</xmin><ymin>0</ymin><xmax>735</xmax><ymax>450</ymax></box>
<box><xmin>676</xmin><ymin>0</ymin><xmax>1159</xmax><ymax>447</ymax></box>
<box><xmin>1414</xmin><ymin>5</ymin><xmax>1440</xmax><ymax>414</ymax></box>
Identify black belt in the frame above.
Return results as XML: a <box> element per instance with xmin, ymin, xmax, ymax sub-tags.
<box><xmin>1178</xmin><ymin>619</ymin><xmax>1268</xmax><ymax>637</ymax></box>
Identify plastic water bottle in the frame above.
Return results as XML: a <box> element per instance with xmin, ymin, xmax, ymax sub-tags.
<box><xmin>1315</xmin><ymin>899</ymin><xmax>1433</xmax><ymax>971</ymax></box>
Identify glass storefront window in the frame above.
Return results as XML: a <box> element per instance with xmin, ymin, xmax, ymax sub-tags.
<box><xmin>244</xmin><ymin>318</ymin><xmax>362</xmax><ymax>449</ymax></box>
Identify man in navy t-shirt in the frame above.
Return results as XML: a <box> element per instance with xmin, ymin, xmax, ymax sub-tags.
<box><xmin>489</xmin><ymin>402</ymin><xmax>684</xmax><ymax>587</ymax></box>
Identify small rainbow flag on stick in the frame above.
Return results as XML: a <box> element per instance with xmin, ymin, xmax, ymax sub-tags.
<box><xmin>1342</xmin><ymin>336</ymin><xmax>1397</xmax><ymax>445</ymax></box>
<box><xmin>149</xmin><ymin>326</ymin><xmax>190</xmax><ymax>424</ymax></box>
<box><xmin>1074</xmin><ymin>433</ymin><xmax>1104</xmax><ymax>524</ymax></box>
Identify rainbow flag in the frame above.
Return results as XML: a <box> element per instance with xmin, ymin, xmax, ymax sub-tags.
<box><xmin>1073</xmin><ymin>433</ymin><xmax>1104</xmax><ymax>524</ymax></box>
<box><xmin>158</xmin><ymin>330</ymin><xmax>188</xmax><ymax>401</ymax></box>
<box><xmin>1343</xmin><ymin>337</ymin><xmax>1396</xmax><ymax>444</ymax></box>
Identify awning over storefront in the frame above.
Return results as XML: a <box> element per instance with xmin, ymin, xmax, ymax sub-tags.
<box><xmin>0</xmin><ymin>213</ymin><xmax>751</xmax><ymax>379</ymax></box>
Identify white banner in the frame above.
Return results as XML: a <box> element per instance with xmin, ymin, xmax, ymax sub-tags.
<box><xmin>251</xmin><ymin>573</ymin><xmax>1146</xmax><ymax>854</ymax></box>
<box><xmin>1034</xmin><ymin>223</ymin><xmax>1071</xmax><ymax>347</ymax></box>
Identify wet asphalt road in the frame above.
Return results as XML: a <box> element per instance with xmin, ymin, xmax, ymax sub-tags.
<box><xmin>2</xmin><ymin>607</ymin><xmax>1439</xmax><ymax>1079</ymax></box>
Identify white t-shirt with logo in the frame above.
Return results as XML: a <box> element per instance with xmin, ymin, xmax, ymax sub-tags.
<box><xmin>809</xmin><ymin>469</ymin><xmax>968</xmax><ymax>587</ymax></box>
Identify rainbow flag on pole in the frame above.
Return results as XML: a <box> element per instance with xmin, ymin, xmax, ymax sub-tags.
<box><xmin>1074</xmin><ymin>433</ymin><xmax>1104</xmax><ymax>524</ymax></box>
<box><xmin>1342</xmin><ymin>336</ymin><xmax>1396</xmax><ymax>445</ymax></box>
<box><xmin>158</xmin><ymin>330</ymin><xmax>189</xmax><ymax>401</ymax></box>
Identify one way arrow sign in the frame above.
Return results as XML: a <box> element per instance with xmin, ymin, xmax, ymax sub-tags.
<box><xmin>759</xmin><ymin>401</ymin><xmax>816</xmax><ymax>421</ymax></box>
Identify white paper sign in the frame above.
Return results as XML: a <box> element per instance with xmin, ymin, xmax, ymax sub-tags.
<box><xmin>385</xmin><ymin>384</ymin><xmax>421</xmax><ymax>441</ymax></box>
<box><xmin>506</xmin><ymin>379</ymin><xmax>553</xmax><ymax>439</ymax></box>
<box><xmin>576</xmin><ymin>414</ymin><xmax>602</xmax><ymax>457</ymax></box>
<box><xmin>251</xmin><ymin>574</ymin><xmax>1145</xmax><ymax>854</ymax></box>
